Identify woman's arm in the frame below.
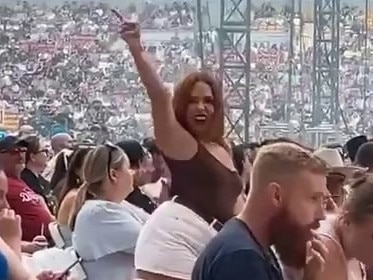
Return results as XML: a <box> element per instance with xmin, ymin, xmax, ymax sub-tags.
<box><xmin>57</xmin><ymin>191</ymin><xmax>77</xmax><ymax>225</ymax></box>
<box><xmin>120</xmin><ymin>19</ymin><xmax>197</xmax><ymax>160</ymax></box>
<box><xmin>0</xmin><ymin>237</ymin><xmax>35</xmax><ymax>280</ymax></box>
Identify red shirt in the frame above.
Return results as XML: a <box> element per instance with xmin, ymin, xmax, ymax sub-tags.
<box><xmin>6</xmin><ymin>177</ymin><xmax>52</xmax><ymax>241</ymax></box>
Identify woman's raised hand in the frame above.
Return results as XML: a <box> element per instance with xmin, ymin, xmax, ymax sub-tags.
<box><xmin>112</xmin><ymin>9</ymin><xmax>141</xmax><ymax>49</ymax></box>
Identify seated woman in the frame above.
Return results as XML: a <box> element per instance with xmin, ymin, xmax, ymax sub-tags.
<box><xmin>21</xmin><ymin>136</ymin><xmax>55</xmax><ymax>213</ymax></box>
<box><xmin>55</xmin><ymin>148</ymin><xmax>91</xmax><ymax>247</ymax></box>
<box><xmin>277</xmin><ymin>175</ymin><xmax>373</xmax><ymax>280</ymax></box>
<box><xmin>71</xmin><ymin>144</ymin><xmax>145</xmax><ymax>280</ymax></box>
<box><xmin>118</xmin><ymin>16</ymin><xmax>243</xmax><ymax>280</ymax></box>
<box><xmin>45</xmin><ymin>149</ymin><xmax>73</xmax><ymax>190</ymax></box>
<box><xmin>57</xmin><ymin>148</ymin><xmax>91</xmax><ymax>226</ymax></box>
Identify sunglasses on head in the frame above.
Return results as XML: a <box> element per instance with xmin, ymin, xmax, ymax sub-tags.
<box><xmin>103</xmin><ymin>142</ymin><xmax>117</xmax><ymax>179</ymax></box>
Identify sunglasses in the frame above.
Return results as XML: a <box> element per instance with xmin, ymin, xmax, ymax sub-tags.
<box><xmin>0</xmin><ymin>147</ymin><xmax>27</xmax><ymax>154</ymax></box>
<box><xmin>37</xmin><ymin>149</ymin><xmax>50</xmax><ymax>154</ymax></box>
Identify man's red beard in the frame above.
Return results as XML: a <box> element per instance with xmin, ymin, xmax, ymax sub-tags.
<box><xmin>270</xmin><ymin>206</ymin><xmax>320</xmax><ymax>269</ymax></box>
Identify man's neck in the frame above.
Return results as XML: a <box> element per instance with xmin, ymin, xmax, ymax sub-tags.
<box><xmin>238</xmin><ymin>200</ymin><xmax>271</xmax><ymax>248</ymax></box>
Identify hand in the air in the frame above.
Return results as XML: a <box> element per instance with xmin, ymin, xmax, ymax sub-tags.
<box><xmin>112</xmin><ymin>9</ymin><xmax>141</xmax><ymax>47</ymax></box>
<box><xmin>0</xmin><ymin>209</ymin><xmax>22</xmax><ymax>244</ymax></box>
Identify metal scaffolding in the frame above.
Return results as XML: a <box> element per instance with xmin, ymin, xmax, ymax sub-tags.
<box><xmin>312</xmin><ymin>0</ymin><xmax>340</xmax><ymax>125</ymax></box>
<box><xmin>287</xmin><ymin>0</ymin><xmax>303</xmax><ymax>123</ymax></box>
<box><xmin>196</xmin><ymin>0</ymin><xmax>342</xmax><ymax>142</ymax></box>
<box><xmin>196</xmin><ymin>0</ymin><xmax>205</xmax><ymax>68</ymax></box>
<box><xmin>218</xmin><ymin>0</ymin><xmax>251</xmax><ymax>142</ymax></box>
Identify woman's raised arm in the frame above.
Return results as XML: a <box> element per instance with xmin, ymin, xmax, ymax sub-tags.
<box><xmin>118</xmin><ymin>15</ymin><xmax>197</xmax><ymax>159</ymax></box>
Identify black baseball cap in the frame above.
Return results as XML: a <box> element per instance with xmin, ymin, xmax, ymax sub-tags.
<box><xmin>0</xmin><ymin>135</ymin><xmax>29</xmax><ymax>153</ymax></box>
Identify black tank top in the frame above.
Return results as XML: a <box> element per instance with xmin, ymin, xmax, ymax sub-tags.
<box><xmin>164</xmin><ymin>142</ymin><xmax>242</xmax><ymax>224</ymax></box>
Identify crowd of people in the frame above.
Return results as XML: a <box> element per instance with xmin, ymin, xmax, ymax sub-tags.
<box><xmin>0</xmin><ymin>1</ymin><xmax>196</xmax><ymax>143</ymax></box>
<box><xmin>0</xmin><ymin>6</ymin><xmax>373</xmax><ymax>280</ymax></box>
<box><xmin>0</xmin><ymin>1</ymin><xmax>373</xmax><ymax>144</ymax></box>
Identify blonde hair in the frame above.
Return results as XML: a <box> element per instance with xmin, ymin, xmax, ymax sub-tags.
<box><xmin>69</xmin><ymin>145</ymin><xmax>128</xmax><ymax>230</ymax></box>
<box><xmin>252</xmin><ymin>142</ymin><xmax>328</xmax><ymax>189</ymax></box>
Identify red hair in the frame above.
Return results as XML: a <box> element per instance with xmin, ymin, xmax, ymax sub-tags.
<box><xmin>172</xmin><ymin>71</ymin><xmax>227</xmax><ymax>148</ymax></box>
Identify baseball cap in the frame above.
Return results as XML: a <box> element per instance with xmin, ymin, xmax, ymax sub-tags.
<box><xmin>0</xmin><ymin>135</ymin><xmax>29</xmax><ymax>153</ymax></box>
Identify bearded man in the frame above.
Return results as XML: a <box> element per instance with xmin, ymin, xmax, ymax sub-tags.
<box><xmin>192</xmin><ymin>142</ymin><xmax>330</xmax><ymax>280</ymax></box>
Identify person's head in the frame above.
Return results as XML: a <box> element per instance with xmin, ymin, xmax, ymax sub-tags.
<box><xmin>57</xmin><ymin>148</ymin><xmax>91</xmax><ymax>207</ymax></box>
<box><xmin>69</xmin><ymin>144</ymin><xmax>133</xmax><ymax>230</ymax></box>
<box><xmin>51</xmin><ymin>133</ymin><xmax>74</xmax><ymax>154</ymax></box>
<box><xmin>117</xmin><ymin>140</ymin><xmax>155</xmax><ymax>186</ymax></box>
<box><xmin>0</xmin><ymin>136</ymin><xmax>28</xmax><ymax>178</ymax></box>
<box><xmin>0</xmin><ymin>169</ymin><xmax>9</xmax><ymax>210</ymax></box>
<box><xmin>243</xmin><ymin>142</ymin><xmax>260</xmax><ymax>163</ymax></box>
<box><xmin>66</xmin><ymin>148</ymin><xmax>92</xmax><ymax>187</ymax></box>
<box><xmin>142</xmin><ymin>137</ymin><xmax>169</xmax><ymax>182</ymax></box>
<box><xmin>313</xmin><ymin>147</ymin><xmax>358</xmax><ymax>208</ymax></box>
<box><xmin>260</xmin><ymin>137</ymin><xmax>314</xmax><ymax>152</ymax></box>
<box><xmin>338</xmin><ymin>175</ymin><xmax>373</xmax><ymax>267</ymax></box>
<box><xmin>49</xmin><ymin>149</ymin><xmax>74</xmax><ymax>195</ymax></box>
<box><xmin>18</xmin><ymin>125</ymin><xmax>35</xmax><ymax>137</ymax></box>
<box><xmin>24</xmin><ymin>136</ymin><xmax>50</xmax><ymax>173</ymax></box>
<box><xmin>355</xmin><ymin>142</ymin><xmax>373</xmax><ymax>171</ymax></box>
<box><xmin>325</xmin><ymin>172</ymin><xmax>346</xmax><ymax>208</ymax></box>
<box><xmin>231</xmin><ymin>143</ymin><xmax>251</xmax><ymax>192</ymax></box>
<box><xmin>346</xmin><ymin>135</ymin><xmax>367</xmax><ymax>163</ymax></box>
<box><xmin>249</xmin><ymin>143</ymin><xmax>328</xmax><ymax>267</ymax></box>
<box><xmin>173</xmin><ymin>71</ymin><xmax>224</xmax><ymax>144</ymax></box>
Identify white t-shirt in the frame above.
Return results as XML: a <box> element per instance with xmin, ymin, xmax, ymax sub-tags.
<box><xmin>135</xmin><ymin>201</ymin><xmax>217</xmax><ymax>280</ymax></box>
<box><xmin>73</xmin><ymin>200</ymin><xmax>148</xmax><ymax>280</ymax></box>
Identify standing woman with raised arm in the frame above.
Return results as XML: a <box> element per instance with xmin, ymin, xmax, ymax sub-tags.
<box><xmin>117</xmin><ymin>13</ymin><xmax>243</xmax><ymax>280</ymax></box>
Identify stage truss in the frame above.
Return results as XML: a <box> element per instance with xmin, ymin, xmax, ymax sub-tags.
<box><xmin>219</xmin><ymin>0</ymin><xmax>251</xmax><ymax>142</ymax></box>
<box><xmin>312</xmin><ymin>0</ymin><xmax>340</xmax><ymax>125</ymax></box>
<box><xmin>194</xmin><ymin>0</ymin><xmax>343</xmax><ymax>144</ymax></box>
